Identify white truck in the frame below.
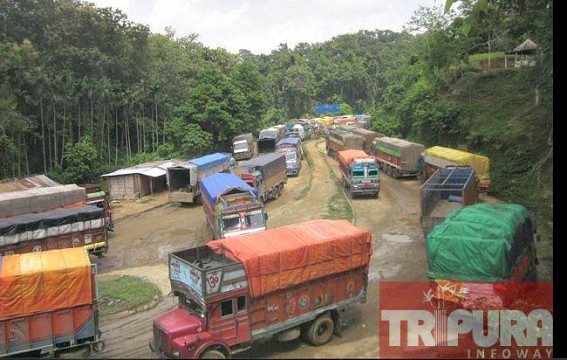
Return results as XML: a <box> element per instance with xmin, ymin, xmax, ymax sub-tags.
<box><xmin>231</xmin><ymin>133</ymin><xmax>257</xmax><ymax>161</ymax></box>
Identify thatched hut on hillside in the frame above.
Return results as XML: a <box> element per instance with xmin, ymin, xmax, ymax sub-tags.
<box><xmin>505</xmin><ymin>39</ymin><xmax>538</xmax><ymax>68</ymax></box>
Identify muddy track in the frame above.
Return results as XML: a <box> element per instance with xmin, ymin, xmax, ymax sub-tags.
<box><xmin>91</xmin><ymin>139</ymin><xmax>427</xmax><ymax>359</ymax></box>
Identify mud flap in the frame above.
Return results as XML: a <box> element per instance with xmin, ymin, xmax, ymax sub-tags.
<box><xmin>332</xmin><ymin>310</ymin><xmax>345</xmax><ymax>338</ymax></box>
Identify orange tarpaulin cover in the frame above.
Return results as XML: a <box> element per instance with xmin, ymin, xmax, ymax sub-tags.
<box><xmin>0</xmin><ymin>247</ymin><xmax>93</xmax><ymax>320</ymax></box>
<box><xmin>208</xmin><ymin>219</ymin><xmax>372</xmax><ymax>298</ymax></box>
<box><xmin>338</xmin><ymin>149</ymin><xmax>372</xmax><ymax>164</ymax></box>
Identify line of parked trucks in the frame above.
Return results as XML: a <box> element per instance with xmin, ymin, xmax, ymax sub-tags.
<box><xmin>0</xmin><ymin>118</ymin><xmax>540</xmax><ymax>359</ymax></box>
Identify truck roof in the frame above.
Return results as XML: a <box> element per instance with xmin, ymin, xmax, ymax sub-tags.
<box><xmin>189</xmin><ymin>152</ymin><xmax>231</xmax><ymax>171</ymax></box>
<box><xmin>239</xmin><ymin>152</ymin><xmax>285</xmax><ymax>168</ymax></box>
<box><xmin>276</xmin><ymin>137</ymin><xmax>300</xmax><ymax>146</ymax></box>
<box><xmin>200</xmin><ymin>173</ymin><xmax>258</xmax><ymax>205</ymax></box>
<box><xmin>423</xmin><ymin>146</ymin><xmax>490</xmax><ymax>186</ymax></box>
<box><xmin>207</xmin><ymin>219</ymin><xmax>372</xmax><ymax>298</ymax></box>
<box><xmin>338</xmin><ymin>149</ymin><xmax>372</xmax><ymax>164</ymax></box>
<box><xmin>0</xmin><ymin>247</ymin><xmax>93</xmax><ymax>320</ymax></box>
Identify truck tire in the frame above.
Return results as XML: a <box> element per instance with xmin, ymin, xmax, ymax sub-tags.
<box><xmin>306</xmin><ymin>313</ymin><xmax>334</xmax><ymax>346</ymax></box>
<box><xmin>199</xmin><ymin>349</ymin><xmax>226</xmax><ymax>359</ymax></box>
<box><xmin>195</xmin><ymin>195</ymin><xmax>202</xmax><ymax>205</ymax></box>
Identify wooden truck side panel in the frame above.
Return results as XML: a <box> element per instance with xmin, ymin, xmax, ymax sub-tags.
<box><xmin>247</xmin><ymin>268</ymin><xmax>367</xmax><ymax>339</ymax></box>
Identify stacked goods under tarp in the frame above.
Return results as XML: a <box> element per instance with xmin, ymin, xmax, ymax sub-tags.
<box><xmin>351</xmin><ymin>128</ymin><xmax>385</xmax><ymax>155</ymax></box>
<box><xmin>420</xmin><ymin>166</ymin><xmax>478</xmax><ymax>237</ymax></box>
<box><xmin>422</xmin><ymin>146</ymin><xmax>490</xmax><ymax>190</ymax></box>
<box><xmin>326</xmin><ymin>129</ymin><xmax>365</xmax><ymax>158</ymax></box>
<box><xmin>0</xmin><ymin>205</ymin><xmax>107</xmax><ymax>256</ymax></box>
<box><xmin>231</xmin><ymin>153</ymin><xmax>287</xmax><ymax>202</ymax></box>
<box><xmin>0</xmin><ymin>247</ymin><xmax>102</xmax><ymax>357</ymax></box>
<box><xmin>374</xmin><ymin>137</ymin><xmax>425</xmax><ymax>178</ymax></box>
<box><xmin>201</xmin><ymin>173</ymin><xmax>259</xmax><ymax>207</ymax></box>
<box><xmin>208</xmin><ymin>219</ymin><xmax>372</xmax><ymax>298</ymax></box>
<box><xmin>0</xmin><ymin>184</ymin><xmax>86</xmax><ymax>219</ymax></box>
<box><xmin>426</xmin><ymin>203</ymin><xmax>537</xmax><ymax>282</ymax></box>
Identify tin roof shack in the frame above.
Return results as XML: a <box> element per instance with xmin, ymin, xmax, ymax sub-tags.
<box><xmin>0</xmin><ymin>184</ymin><xmax>87</xmax><ymax>219</ymax></box>
<box><xmin>101</xmin><ymin>160</ymin><xmax>181</xmax><ymax>201</ymax></box>
<box><xmin>0</xmin><ymin>174</ymin><xmax>61</xmax><ymax>193</ymax></box>
<box><xmin>420</xmin><ymin>166</ymin><xmax>478</xmax><ymax>237</ymax></box>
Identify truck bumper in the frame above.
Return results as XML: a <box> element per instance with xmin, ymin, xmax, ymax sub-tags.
<box><xmin>351</xmin><ymin>186</ymin><xmax>380</xmax><ymax>196</ymax></box>
<box><xmin>286</xmin><ymin>168</ymin><xmax>299</xmax><ymax>176</ymax></box>
<box><xmin>149</xmin><ymin>340</ymin><xmax>171</xmax><ymax>359</ymax></box>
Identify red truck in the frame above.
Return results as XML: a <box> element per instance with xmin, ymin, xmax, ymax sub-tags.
<box><xmin>338</xmin><ymin>149</ymin><xmax>380</xmax><ymax>198</ymax></box>
<box><xmin>0</xmin><ymin>247</ymin><xmax>104</xmax><ymax>357</ymax></box>
<box><xmin>150</xmin><ymin>219</ymin><xmax>372</xmax><ymax>359</ymax></box>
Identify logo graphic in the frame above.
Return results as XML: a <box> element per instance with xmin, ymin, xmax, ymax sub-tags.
<box><xmin>379</xmin><ymin>281</ymin><xmax>553</xmax><ymax>359</ymax></box>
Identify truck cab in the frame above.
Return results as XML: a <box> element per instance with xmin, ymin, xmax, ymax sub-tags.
<box><xmin>150</xmin><ymin>247</ymin><xmax>252</xmax><ymax>359</ymax></box>
<box><xmin>348</xmin><ymin>159</ymin><xmax>380</xmax><ymax>196</ymax></box>
<box><xmin>217</xmin><ymin>192</ymin><xmax>267</xmax><ymax>238</ymax></box>
<box><xmin>232</xmin><ymin>139</ymin><xmax>251</xmax><ymax>159</ymax></box>
<box><xmin>275</xmin><ymin>137</ymin><xmax>302</xmax><ymax>176</ymax></box>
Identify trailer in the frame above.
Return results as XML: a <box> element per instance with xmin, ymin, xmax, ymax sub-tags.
<box><xmin>0</xmin><ymin>205</ymin><xmax>109</xmax><ymax>257</ymax></box>
<box><xmin>150</xmin><ymin>219</ymin><xmax>372</xmax><ymax>359</ymax></box>
<box><xmin>325</xmin><ymin>129</ymin><xmax>365</xmax><ymax>159</ymax></box>
<box><xmin>166</xmin><ymin>153</ymin><xmax>232</xmax><ymax>204</ymax></box>
<box><xmin>421</xmin><ymin>146</ymin><xmax>491</xmax><ymax>191</ymax></box>
<box><xmin>374</xmin><ymin>137</ymin><xmax>425</xmax><ymax>178</ymax></box>
<box><xmin>0</xmin><ymin>247</ymin><xmax>104</xmax><ymax>358</ymax></box>
<box><xmin>231</xmin><ymin>153</ymin><xmax>287</xmax><ymax>203</ymax></box>
<box><xmin>200</xmin><ymin>173</ymin><xmax>267</xmax><ymax>240</ymax></box>
<box><xmin>338</xmin><ymin>149</ymin><xmax>380</xmax><ymax>198</ymax></box>
<box><xmin>350</xmin><ymin>128</ymin><xmax>384</xmax><ymax>156</ymax></box>
<box><xmin>420</xmin><ymin>166</ymin><xmax>479</xmax><ymax>237</ymax></box>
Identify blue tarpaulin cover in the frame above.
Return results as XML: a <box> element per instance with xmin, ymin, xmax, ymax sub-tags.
<box><xmin>276</xmin><ymin>137</ymin><xmax>300</xmax><ymax>147</ymax></box>
<box><xmin>189</xmin><ymin>153</ymin><xmax>231</xmax><ymax>171</ymax></box>
<box><xmin>200</xmin><ymin>173</ymin><xmax>259</xmax><ymax>206</ymax></box>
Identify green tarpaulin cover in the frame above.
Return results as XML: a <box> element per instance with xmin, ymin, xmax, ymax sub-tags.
<box><xmin>427</xmin><ymin>203</ymin><xmax>529</xmax><ymax>281</ymax></box>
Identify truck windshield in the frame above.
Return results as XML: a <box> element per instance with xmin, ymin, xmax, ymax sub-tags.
<box><xmin>180</xmin><ymin>294</ymin><xmax>206</xmax><ymax>317</ymax></box>
<box><xmin>234</xmin><ymin>142</ymin><xmax>248</xmax><ymax>150</ymax></box>
<box><xmin>246</xmin><ymin>212</ymin><xmax>264</xmax><ymax>227</ymax></box>
<box><xmin>352</xmin><ymin>169</ymin><xmax>365</xmax><ymax>178</ymax></box>
<box><xmin>222</xmin><ymin>216</ymin><xmax>241</xmax><ymax>230</ymax></box>
<box><xmin>284</xmin><ymin>151</ymin><xmax>297</xmax><ymax>161</ymax></box>
<box><xmin>368</xmin><ymin>169</ymin><xmax>378</xmax><ymax>177</ymax></box>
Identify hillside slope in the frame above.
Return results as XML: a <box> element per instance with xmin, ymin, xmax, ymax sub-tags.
<box><xmin>447</xmin><ymin>67</ymin><xmax>553</xmax><ymax>279</ymax></box>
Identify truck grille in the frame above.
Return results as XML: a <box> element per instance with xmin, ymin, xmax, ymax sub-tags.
<box><xmin>153</xmin><ymin>323</ymin><xmax>169</xmax><ymax>354</ymax></box>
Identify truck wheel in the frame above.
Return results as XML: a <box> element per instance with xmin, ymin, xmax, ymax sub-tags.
<box><xmin>199</xmin><ymin>349</ymin><xmax>226</xmax><ymax>359</ymax></box>
<box><xmin>306</xmin><ymin>314</ymin><xmax>334</xmax><ymax>346</ymax></box>
<box><xmin>195</xmin><ymin>195</ymin><xmax>202</xmax><ymax>205</ymax></box>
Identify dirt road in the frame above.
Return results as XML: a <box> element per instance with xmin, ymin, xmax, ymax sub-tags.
<box><xmin>91</xmin><ymin>139</ymin><xmax>548</xmax><ymax>359</ymax></box>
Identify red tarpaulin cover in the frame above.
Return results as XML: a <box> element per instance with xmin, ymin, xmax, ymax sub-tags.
<box><xmin>338</xmin><ymin>149</ymin><xmax>372</xmax><ymax>165</ymax></box>
<box><xmin>0</xmin><ymin>247</ymin><xmax>93</xmax><ymax>320</ymax></box>
<box><xmin>207</xmin><ymin>219</ymin><xmax>372</xmax><ymax>298</ymax></box>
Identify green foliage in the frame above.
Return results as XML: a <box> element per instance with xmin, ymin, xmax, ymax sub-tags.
<box><xmin>165</xmin><ymin>117</ymin><xmax>214</xmax><ymax>159</ymax></box>
<box><xmin>368</xmin><ymin>108</ymin><xmax>400</xmax><ymax>137</ymax></box>
<box><xmin>61</xmin><ymin>136</ymin><xmax>101</xmax><ymax>183</ymax></box>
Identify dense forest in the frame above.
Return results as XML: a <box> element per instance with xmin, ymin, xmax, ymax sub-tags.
<box><xmin>0</xmin><ymin>0</ymin><xmax>553</xmax><ymax>235</ymax></box>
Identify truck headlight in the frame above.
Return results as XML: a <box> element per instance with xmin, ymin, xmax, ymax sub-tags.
<box><xmin>173</xmin><ymin>349</ymin><xmax>180</xmax><ymax>357</ymax></box>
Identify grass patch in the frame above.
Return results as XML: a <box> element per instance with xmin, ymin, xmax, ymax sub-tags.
<box><xmin>98</xmin><ymin>275</ymin><xmax>160</xmax><ymax>317</ymax></box>
<box><xmin>324</xmin><ymin>179</ymin><xmax>354</xmax><ymax>221</ymax></box>
<box><xmin>468</xmin><ymin>52</ymin><xmax>505</xmax><ymax>63</ymax></box>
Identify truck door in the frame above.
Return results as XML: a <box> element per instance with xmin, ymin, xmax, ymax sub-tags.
<box><xmin>210</xmin><ymin>295</ymin><xmax>251</xmax><ymax>346</ymax></box>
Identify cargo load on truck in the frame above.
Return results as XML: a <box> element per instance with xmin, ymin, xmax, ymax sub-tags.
<box><xmin>0</xmin><ymin>184</ymin><xmax>86</xmax><ymax>219</ymax></box>
<box><xmin>230</xmin><ymin>153</ymin><xmax>287</xmax><ymax>203</ymax></box>
<box><xmin>374</xmin><ymin>137</ymin><xmax>425</xmax><ymax>178</ymax></box>
<box><xmin>325</xmin><ymin>129</ymin><xmax>365</xmax><ymax>159</ymax></box>
<box><xmin>200</xmin><ymin>173</ymin><xmax>267</xmax><ymax>240</ymax></box>
<box><xmin>420</xmin><ymin>166</ymin><xmax>479</xmax><ymax>237</ymax></box>
<box><xmin>150</xmin><ymin>219</ymin><xmax>372</xmax><ymax>359</ymax></box>
<box><xmin>0</xmin><ymin>204</ymin><xmax>108</xmax><ymax>257</ymax></box>
<box><xmin>275</xmin><ymin>137</ymin><xmax>302</xmax><ymax>176</ymax></box>
<box><xmin>0</xmin><ymin>247</ymin><xmax>103</xmax><ymax>357</ymax></box>
<box><xmin>350</xmin><ymin>128</ymin><xmax>384</xmax><ymax>156</ymax></box>
<box><xmin>427</xmin><ymin>203</ymin><xmax>538</xmax><ymax>282</ymax></box>
<box><xmin>338</xmin><ymin>149</ymin><xmax>380</xmax><ymax>198</ymax></box>
<box><xmin>232</xmin><ymin>133</ymin><xmax>257</xmax><ymax>161</ymax></box>
<box><xmin>258</xmin><ymin>126</ymin><xmax>285</xmax><ymax>154</ymax></box>
<box><xmin>166</xmin><ymin>153</ymin><xmax>232</xmax><ymax>204</ymax></box>
<box><xmin>422</xmin><ymin>146</ymin><xmax>491</xmax><ymax>191</ymax></box>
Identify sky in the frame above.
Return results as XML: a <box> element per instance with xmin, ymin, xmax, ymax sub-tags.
<box><xmin>85</xmin><ymin>0</ymin><xmax>443</xmax><ymax>55</ymax></box>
